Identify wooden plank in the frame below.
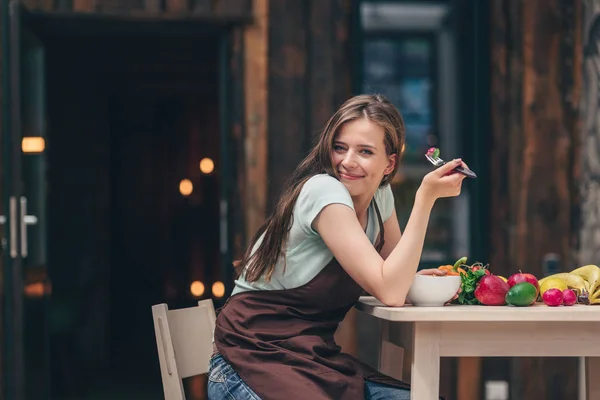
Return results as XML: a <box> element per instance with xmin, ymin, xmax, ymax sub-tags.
<box><xmin>214</xmin><ymin>0</ymin><xmax>251</xmax><ymax>17</ymax></box>
<box><xmin>190</xmin><ymin>0</ymin><xmax>210</xmax><ymax>14</ymax></box>
<box><xmin>22</xmin><ymin>0</ymin><xmax>40</xmax><ymax>10</ymax></box>
<box><xmin>266</xmin><ymin>0</ymin><xmax>307</xmax><ymax>210</ymax></box>
<box><xmin>580</xmin><ymin>0</ymin><xmax>600</xmax><ymax>267</ymax></box>
<box><xmin>165</xmin><ymin>0</ymin><xmax>188</xmax><ymax>14</ymax></box>
<box><xmin>144</xmin><ymin>0</ymin><xmax>161</xmax><ymax>13</ymax></box>
<box><xmin>410</xmin><ymin>322</ymin><xmax>441</xmax><ymax>400</ymax></box>
<box><xmin>330</xmin><ymin>0</ymin><xmax>351</xmax><ymax>109</ymax></box>
<box><xmin>487</xmin><ymin>0</ymin><xmax>583</xmax><ymax>399</ymax></box>
<box><xmin>356</xmin><ymin>298</ymin><xmax>600</xmax><ymax>322</ymax></box>
<box><xmin>580</xmin><ymin>4</ymin><xmax>600</xmax><ymax>398</ymax></box>
<box><xmin>586</xmin><ymin>358</ymin><xmax>600</xmax><ymax>400</ymax></box>
<box><xmin>39</xmin><ymin>0</ymin><xmax>56</xmax><ymax>12</ymax></box>
<box><xmin>489</xmin><ymin>0</ymin><xmax>514</xmax><ymax>281</ymax></box>
<box><xmin>72</xmin><ymin>0</ymin><xmax>96</xmax><ymax>12</ymax></box>
<box><xmin>486</xmin><ymin>9</ymin><xmax>518</xmax><ymax>396</ymax></box>
<box><xmin>55</xmin><ymin>0</ymin><xmax>72</xmax><ymax>12</ymax></box>
<box><xmin>308</xmin><ymin>0</ymin><xmax>335</xmax><ymax>140</ymax></box>
<box><xmin>243</xmin><ymin>0</ymin><xmax>268</xmax><ymax>239</ymax></box>
<box><xmin>457</xmin><ymin>358</ymin><xmax>481</xmax><ymax>400</ymax></box>
<box><xmin>516</xmin><ymin>1</ymin><xmax>580</xmax><ymax>398</ymax></box>
<box><xmin>437</xmin><ymin>322</ymin><xmax>600</xmax><ymax>357</ymax></box>
<box><xmin>0</xmin><ymin>0</ymin><xmax>4</xmax><ymax>392</ymax></box>
<box><xmin>307</xmin><ymin>0</ymin><xmax>351</xmax><ymax>142</ymax></box>
<box><xmin>229</xmin><ymin>28</ymin><xmax>246</xmax><ymax>260</ymax></box>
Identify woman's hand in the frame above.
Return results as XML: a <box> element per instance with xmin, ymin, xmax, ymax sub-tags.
<box><xmin>418</xmin><ymin>159</ymin><xmax>468</xmax><ymax>202</ymax></box>
<box><xmin>416</xmin><ymin>268</ymin><xmax>447</xmax><ymax>276</ymax></box>
<box><xmin>416</xmin><ymin>268</ymin><xmax>461</xmax><ymax>303</ymax></box>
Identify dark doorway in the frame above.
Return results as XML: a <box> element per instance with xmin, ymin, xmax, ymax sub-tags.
<box><xmin>32</xmin><ymin>16</ymin><xmax>223</xmax><ymax>399</ymax></box>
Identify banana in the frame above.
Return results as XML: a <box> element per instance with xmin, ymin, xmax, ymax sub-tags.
<box><xmin>570</xmin><ymin>265</ymin><xmax>600</xmax><ymax>296</ymax></box>
<box><xmin>591</xmin><ymin>287</ymin><xmax>600</xmax><ymax>302</ymax></box>
<box><xmin>538</xmin><ymin>272</ymin><xmax>590</xmax><ymax>295</ymax></box>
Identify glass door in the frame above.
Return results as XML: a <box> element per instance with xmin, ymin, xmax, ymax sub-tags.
<box><xmin>2</xmin><ymin>2</ymin><xmax>49</xmax><ymax>399</ymax></box>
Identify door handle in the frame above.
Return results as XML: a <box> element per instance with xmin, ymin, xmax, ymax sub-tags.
<box><xmin>10</xmin><ymin>196</ymin><xmax>18</xmax><ymax>258</ymax></box>
<box><xmin>20</xmin><ymin>197</ymin><xmax>38</xmax><ymax>258</ymax></box>
<box><xmin>0</xmin><ymin>215</ymin><xmax>5</xmax><ymax>256</ymax></box>
<box><xmin>1</xmin><ymin>197</ymin><xmax>37</xmax><ymax>258</ymax></box>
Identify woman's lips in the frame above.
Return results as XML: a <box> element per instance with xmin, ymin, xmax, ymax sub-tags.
<box><xmin>339</xmin><ymin>172</ymin><xmax>363</xmax><ymax>181</ymax></box>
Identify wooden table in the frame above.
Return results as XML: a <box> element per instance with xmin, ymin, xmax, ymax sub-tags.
<box><xmin>356</xmin><ymin>296</ymin><xmax>600</xmax><ymax>400</ymax></box>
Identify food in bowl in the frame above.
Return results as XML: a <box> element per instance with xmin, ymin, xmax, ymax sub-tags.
<box><xmin>406</xmin><ymin>275</ymin><xmax>461</xmax><ymax>307</ymax></box>
<box><xmin>437</xmin><ymin>256</ymin><xmax>468</xmax><ymax>276</ymax></box>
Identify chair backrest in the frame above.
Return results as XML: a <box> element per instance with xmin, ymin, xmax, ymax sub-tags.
<box><xmin>152</xmin><ymin>299</ymin><xmax>217</xmax><ymax>400</ymax></box>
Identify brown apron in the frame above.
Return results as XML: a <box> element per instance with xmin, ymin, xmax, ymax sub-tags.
<box><xmin>213</xmin><ymin>201</ymin><xmax>411</xmax><ymax>400</ymax></box>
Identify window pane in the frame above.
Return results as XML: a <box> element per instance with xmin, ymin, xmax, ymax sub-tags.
<box><xmin>363</xmin><ymin>37</ymin><xmax>435</xmax><ymax>162</ymax></box>
<box><xmin>363</xmin><ymin>36</ymin><xmax>453</xmax><ymax>263</ymax></box>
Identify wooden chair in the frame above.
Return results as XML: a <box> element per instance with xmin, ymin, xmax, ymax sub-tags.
<box><xmin>152</xmin><ymin>299</ymin><xmax>217</xmax><ymax>400</ymax></box>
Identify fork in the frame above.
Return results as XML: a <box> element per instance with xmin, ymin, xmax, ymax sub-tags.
<box><xmin>425</xmin><ymin>153</ymin><xmax>477</xmax><ymax>178</ymax></box>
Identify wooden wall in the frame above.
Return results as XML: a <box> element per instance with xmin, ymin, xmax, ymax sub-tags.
<box><xmin>266</xmin><ymin>0</ymin><xmax>352</xmax><ymax>210</ymax></box>
<box><xmin>0</xmin><ymin>0</ymin><xmax>5</xmax><ymax>397</ymax></box>
<box><xmin>580</xmin><ymin>0</ymin><xmax>600</xmax><ymax>266</ymax></box>
<box><xmin>20</xmin><ymin>0</ymin><xmax>251</xmax><ymax>19</ymax></box>
<box><xmin>580</xmin><ymin>6</ymin><xmax>600</xmax><ymax>397</ymax></box>
<box><xmin>489</xmin><ymin>0</ymin><xmax>583</xmax><ymax>399</ymax></box>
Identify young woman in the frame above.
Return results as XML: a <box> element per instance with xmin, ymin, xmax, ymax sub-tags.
<box><xmin>208</xmin><ymin>94</ymin><xmax>467</xmax><ymax>400</ymax></box>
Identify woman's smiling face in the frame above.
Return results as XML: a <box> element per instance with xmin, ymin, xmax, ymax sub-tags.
<box><xmin>332</xmin><ymin>117</ymin><xmax>396</xmax><ymax>198</ymax></box>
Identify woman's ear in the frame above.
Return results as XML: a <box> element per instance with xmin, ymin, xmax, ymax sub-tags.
<box><xmin>385</xmin><ymin>154</ymin><xmax>397</xmax><ymax>175</ymax></box>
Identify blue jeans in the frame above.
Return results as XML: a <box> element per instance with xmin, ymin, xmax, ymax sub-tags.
<box><xmin>207</xmin><ymin>354</ymin><xmax>411</xmax><ymax>400</ymax></box>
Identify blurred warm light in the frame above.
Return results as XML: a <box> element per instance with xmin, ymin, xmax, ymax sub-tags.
<box><xmin>212</xmin><ymin>281</ymin><xmax>225</xmax><ymax>298</ymax></box>
<box><xmin>24</xmin><ymin>282</ymin><xmax>51</xmax><ymax>298</ymax></box>
<box><xmin>190</xmin><ymin>281</ymin><xmax>205</xmax><ymax>297</ymax></box>
<box><xmin>401</xmin><ymin>143</ymin><xmax>406</xmax><ymax>154</ymax></box>
<box><xmin>179</xmin><ymin>179</ymin><xmax>193</xmax><ymax>196</ymax></box>
<box><xmin>199</xmin><ymin>158</ymin><xmax>215</xmax><ymax>174</ymax></box>
<box><xmin>22</xmin><ymin>137</ymin><xmax>45</xmax><ymax>153</ymax></box>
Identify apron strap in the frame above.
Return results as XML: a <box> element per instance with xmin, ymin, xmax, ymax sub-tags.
<box><xmin>372</xmin><ymin>197</ymin><xmax>386</xmax><ymax>253</ymax></box>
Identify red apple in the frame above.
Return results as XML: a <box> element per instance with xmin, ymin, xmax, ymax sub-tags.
<box><xmin>507</xmin><ymin>272</ymin><xmax>539</xmax><ymax>294</ymax></box>
<box><xmin>474</xmin><ymin>275</ymin><xmax>510</xmax><ymax>306</ymax></box>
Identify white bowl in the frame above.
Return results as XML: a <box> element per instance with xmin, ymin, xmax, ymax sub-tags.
<box><xmin>406</xmin><ymin>275</ymin><xmax>462</xmax><ymax>307</ymax></box>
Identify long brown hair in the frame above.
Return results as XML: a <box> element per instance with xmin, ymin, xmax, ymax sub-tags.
<box><xmin>236</xmin><ymin>94</ymin><xmax>406</xmax><ymax>282</ymax></box>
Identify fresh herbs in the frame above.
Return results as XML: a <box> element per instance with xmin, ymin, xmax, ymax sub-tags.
<box><xmin>456</xmin><ymin>264</ymin><xmax>490</xmax><ymax>305</ymax></box>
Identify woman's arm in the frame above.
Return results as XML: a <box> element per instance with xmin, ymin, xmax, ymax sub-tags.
<box><xmin>313</xmin><ymin>159</ymin><xmax>466</xmax><ymax>306</ymax></box>
<box><xmin>314</xmin><ymin>193</ymin><xmax>434</xmax><ymax>306</ymax></box>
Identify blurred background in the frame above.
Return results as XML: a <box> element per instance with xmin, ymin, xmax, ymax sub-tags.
<box><xmin>1</xmin><ymin>0</ymin><xmax>598</xmax><ymax>399</ymax></box>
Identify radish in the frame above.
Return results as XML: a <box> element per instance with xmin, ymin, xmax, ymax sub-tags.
<box><xmin>542</xmin><ymin>288</ymin><xmax>564</xmax><ymax>307</ymax></box>
<box><xmin>562</xmin><ymin>289</ymin><xmax>577</xmax><ymax>306</ymax></box>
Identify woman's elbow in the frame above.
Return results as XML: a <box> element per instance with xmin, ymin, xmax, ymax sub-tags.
<box><xmin>377</xmin><ymin>291</ymin><xmax>406</xmax><ymax>307</ymax></box>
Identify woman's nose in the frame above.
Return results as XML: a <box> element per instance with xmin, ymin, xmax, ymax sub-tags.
<box><xmin>342</xmin><ymin>152</ymin><xmax>358</xmax><ymax>168</ymax></box>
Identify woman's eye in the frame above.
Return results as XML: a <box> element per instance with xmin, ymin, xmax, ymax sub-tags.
<box><xmin>361</xmin><ymin>149</ymin><xmax>373</xmax><ymax>155</ymax></box>
<box><xmin>333</xmin><ymin>145</ymin><xmax>345</xmax><ymax>151</ymax></box>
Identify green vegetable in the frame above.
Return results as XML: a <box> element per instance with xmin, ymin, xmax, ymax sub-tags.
<box><xmin>505</xmin><ymin>282</ymin><xmax>537</xmax><ymax>307</ymax></box>
<box><xmin>432</xmin><ymin>148</ymin><xmax>440</xmax><ymax>159</ymax></box>
<box><xmin>456</xmin><ymin>267</ymin><xmax>488</xmax><ymax>305</ymax></box>
<box><xmin>453</xmin><ymin>256</ymin><xmax>467</xmax><ymax>272</ymax></box>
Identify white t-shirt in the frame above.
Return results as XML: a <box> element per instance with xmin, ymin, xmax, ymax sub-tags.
<box><xmin>232</xmin><ymin>173</ymin><xmax>395</xmax><ymax>295</ymax></box>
